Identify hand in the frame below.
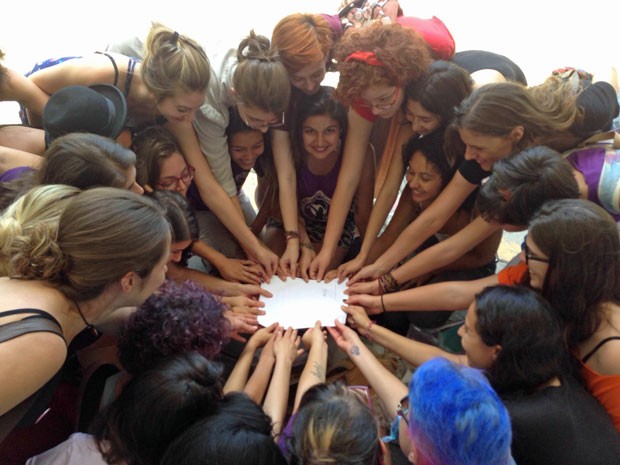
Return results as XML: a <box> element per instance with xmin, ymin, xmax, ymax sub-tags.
<box><xmin>336</xmin><ymin>254</ymin><xmax>367</xmax><ymax>283</ymax></box>
<box><xmin>221</xmin><ymin>295</ymin><xmax>267</xmax><ymax>317</ymax></box>
<box><xmin>273</xmin><ymin>327</ymin><xmax>303</xmax><ymax>364</ymax></box>
<box><xmin>225</xmin><ymin>311</ymin><xmax>259</xmax><ymax>342</ymax></box>
<box><xmin>342</xmin><ymin>304</ymin><xmax>373</xmax><ymax>331</ymax></box>
<box><xmin>344</xmin><ymin>294</ymin><xmax>383</xmax><ymax>315</ymax></box>
<box><xmin>246</xmin><ymin>322</ymin><xmax>279</xmax><ymax>350</ymax></box>
<box><xmin>302</xmin><ymin>320</ymin><xmax>327</xmax><ymax>350</ymax></box>
<box><xmin>297</xmin><ymin>244</ymin><xmax>316</xmax><ymax>282</ymax></box>
<box><xmin>279</xmin><ymin>240</ymin><xmax>300</xmax><ymax>278</ymax></box>
<box><xmin>217</xmin><ymin>258</ymin><xmax>264</xmax><ymax>284</ymax></box>
<box><xmin>326</xmin><ymin>319</ymin><xmax>363</xmax><ymax>355</ymax></box>
<box><xmin>345</xmin><ymin>279</ymin><xmax>381</xmax><ymax>296</ymax></box>
<box><xmin>232</xmin><ymin>283</ymin><xmax>273</xmax><ymax>300</ymax></box>
<box><xmin>309</xmin><ymin>249</ymin><xmax>333</xmax><ymax>282</ymax></box>
<box><xmin>250</xmin><ymin>243</ymin><xmax>279</xmax><ymax>281</ymax></box>
<box><xmin>348</xmin><ymin>263</ymin><xmax>386</xmax><ymax>286</ymax></box>
<box><xmin>257</xmin><ymin>331</ymin><xmax>276</xmax><ymax>364</ymax></box>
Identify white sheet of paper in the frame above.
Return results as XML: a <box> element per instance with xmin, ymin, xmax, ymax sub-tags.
<box><xmin>258</xmin><ymin>277</ymin><xmax>347</xmax><ymax>329</ymax></box>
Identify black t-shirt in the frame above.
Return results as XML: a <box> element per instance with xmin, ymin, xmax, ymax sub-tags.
<box><xmin>457</xmin><ymin>159</ymin><xmax>490</xmax><ymax>185</ymax></box>
<box><xmin>503</xmin><ymin>377</ymin><xmax>620</xmax><ymax>465</ymax></box>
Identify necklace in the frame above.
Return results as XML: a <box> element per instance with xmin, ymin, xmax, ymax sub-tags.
<box><xmin>73</xmin><ymin>300</ymin><xmax>99</xmax><ymax>338</ymax></box>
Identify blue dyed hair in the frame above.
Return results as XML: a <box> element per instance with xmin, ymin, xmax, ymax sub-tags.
<box><xmin>408</xmin><ymin>358</ymin><xmax>513</xmax><ymax>465</ymax></box>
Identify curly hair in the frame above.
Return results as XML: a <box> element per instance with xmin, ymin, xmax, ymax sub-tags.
<box><xmin>118</xmin><ymin>280</ymin><xmax>230</xmax><ymax>375</ymax></box>
<box><xmin>333</xmin><ymin>22</ymin><xmax>431</xmax><ymax>106</ymax></box>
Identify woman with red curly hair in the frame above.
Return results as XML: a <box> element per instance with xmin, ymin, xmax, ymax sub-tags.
<box><xmin>309</xmin><ymin>22</ymin><xmax>432</xmax><ymax>280</ymax></box>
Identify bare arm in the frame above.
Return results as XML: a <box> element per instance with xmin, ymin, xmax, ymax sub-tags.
<box><xmin>310</xmin><ymin>110</ymin><xmax>374</xmax><ymax>280</ymax></box>
<box><xmin>350</xmin><ymin>171</ymin><xmax>478</xmax><ymax>284</ymax></box>
<box><xmin>346</xmin><ymin>273</ymin><xmax>500</xmax><ymax>316</ymax></box>
<box><xmin>292</xmin><ymin>321</ymin><xmax>328</xmax><ymax>413</ymax></box>
<box><xmin>271</xmin><ymin>129</ymin><xmax>300</xmax><ymax>276</ymax></box>
<box><xmin>391</xmin><ymin>216</ymin><xmax>501</xmax><ymax>284</ymax></box>
<box><xmin>353</xmin><ymin>143</ymin><xmax>376</xmax><ymax>241</ymax></box>
<box><xmin>1</xmin><ymin>68</ymin><xmax>50</xmax><ymax>118</ymax></box>
<box><xmin>0</xmin><ymin>145</ymin><xmax>43</xmax><ymax>174</ymax></box>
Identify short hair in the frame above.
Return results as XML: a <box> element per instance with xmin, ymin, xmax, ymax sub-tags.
<box><xmin>13</xmin><ymin>188</ymin><xmax>170</xmax><ymax>301</ymax></box>
<box><xmin>0</xmin><ymin>184</ymin><xmax>81</xmax><ymax>277</ymax></box>
<box><xmin>117</xmin><ymin>279</ymin><xmax>230</xmax><ymax>375</ymax></box>
<box><xmin>142</xmin><ymin>22</ymin><xmax>210</xmax><ymax>98</ymax></box>
<box><xmin>405</xmin><ymin>60</ymin><xmax>473</xmax><ymax>126</ymax></box>
<box><xmin>289</xmin><ymin>382</ymin><xmax>381</xmax><ymax>465</ymax></box>
<box><xmin>271</xmin><ymin>13</ymin><xmax>334</xmax><ymax>73</ymax></box>
<box><xmin>160</xmin><ymin>392</ymin><xmax>287</xmax><ymax>465</ymax></box>
<box><xmin>291</xmin><ymin>86</ymin><xmax>347</xmax><ymax>169</ymax></box>
<box><xmin>529</xmin><ymin>198</ymin><xmax>620</xmax><ymax>350</ymax></box>
<box><xmin>92</xmin><ymin>352</ymin><xmax>224</xmax><ymax>465</ymax></box>
<box><xmin>132</xmin><ymin>125</ymin><xmax>183</xmax><ymax>188</ymax></box>
<box><xmin>333</xmin><ymin>22</ymin><xmax>431</xmax><ymax>106</ymax></box>
<box><xmin>476</xmin><ymin>145</ymin><xmax>580</xmax><ymax>226</ymax></box>
<box><xmin>408</xmin><ymin>357</ymin><xmax>513</xmax><ymax>465</ymax></box>
<box><xmin>234</xmin><ymin>31</ymin><xmax>290</xmax><ymax>114</ymax></box>
<box><xmin>474</xmin><ymin>285</ymin><xmax>567</xmax><ymax>396</ymax></box>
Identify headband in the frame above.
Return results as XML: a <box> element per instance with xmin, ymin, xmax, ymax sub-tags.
<box><xmin>344</xmin><ymin>50</ymin><xmax>385</xmax><ymax>67</ymax></box>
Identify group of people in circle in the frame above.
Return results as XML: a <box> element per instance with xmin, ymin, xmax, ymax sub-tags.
<box><xmin>1</xmin><ymin>1</ymin><xmax>620</xmax><ymax>464</ymax></box>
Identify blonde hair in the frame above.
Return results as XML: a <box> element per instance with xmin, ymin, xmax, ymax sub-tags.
<box><xmin>3</xmin><ymin>188</ymin><xmax>170</xmax><ymax>301</ymax></box>
<box><xmin>233</xmin><ymin>30</ymin><xmax>291</xmax><ymax>114</ymax></box>
<box><xmin>142</xmin><ymin>22</ymin><xmax>211</xmax><ymax>99</ymax></box>
<box><xmin>0</xmin><ymin>184</ymin><xmax>81</xmax><ymax>277</ymax></box>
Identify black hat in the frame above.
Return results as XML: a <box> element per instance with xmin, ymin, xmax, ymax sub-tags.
<box><xmin>43</xmin><ymin>84</ymin><xmax>128</xmax><ymax>146</ymax></box>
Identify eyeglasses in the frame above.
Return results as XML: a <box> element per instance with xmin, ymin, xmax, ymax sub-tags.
<box><xmin>359</xmin><ymin>86</ymin><xmax>400</xmax><ymax>111</ymax></box>
<box><xmin>156</xmin><ymin>165</ymin><xmax>195</xmax><ymax>190</ymax></box>
<box><xmin>396</xmin><ymin>394</ymin><xmax>409</xmax><ymax>426</ymax></box>
<box><xmin>521</xmin><ymin>235</ymin><xmax>549</xmax><ymax>265</ymax></box>
<box><xmin>239</xmin><ymin>105</ymin><xmax>285</xmax><ymax>129</ymax></box>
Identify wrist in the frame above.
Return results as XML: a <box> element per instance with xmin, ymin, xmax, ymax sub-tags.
<box><xmin>285</xmin><ymin>230</ymin><xmax>300</xmax><ymax>242</ymax></box>
<box><xmin>363</xmin><ymin>320</ymin><xmax>376</xmax><ymax>340</ymax></box>
<box><xmin>378</xmin><ymin>271</ymin><xmax>400</xmax><ymax>294</ymax></box>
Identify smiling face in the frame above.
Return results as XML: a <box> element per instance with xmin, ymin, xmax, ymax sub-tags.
<box><xmin>302</xmin><ymin>114</ymin><xmax>341</xmax><ymax>161</ymax></box>
<box><xmin>359</xmin><ymin>83</ymin><xmax>404</xmax><ymax>119</ymax></box>
<box><xmin>289</xmin><ymin>60</ymin><xmax>326</xmax><ymax>95</ymax></box>
<box><xmin>458</xmin><ymin>302</ymin><xmax>500</xmax><ymax>369</ymax></box>
<box><xmin>405</xmin><ymin>151</ymin><xmax>444</xmax><ymax>206</ymax></box>
<box><xmin>405</xmin><ymin>100</ymin><xmax>442</xmax><ymax>136</ymax></box>
<box><xmin>228</xmin><ymin>129</ymin><xmax>265</xmax><ymax>171</ymax></box>
<box><xmin>157</xmin><ymin>152</ymin><xmax>192</xmax><ymax>197</ymax></box>
<box><xmin>459</xmin><ymin>127</ymin><xmax>520</xmax><ymax>171</ymax></box>
<box><xmin>157</xmin><ymin>90</ymin><xmax>205</xmax><ymax>123</ymax></box>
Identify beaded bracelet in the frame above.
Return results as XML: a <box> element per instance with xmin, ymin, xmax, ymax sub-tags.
<box><xmin>285</xmin><ymin>230</ymin><xmax>300</xmax><ymax>241</ymax></box>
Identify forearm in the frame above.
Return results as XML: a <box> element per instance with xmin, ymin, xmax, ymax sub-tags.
<box><xmin>166</xmin><ymin>263</ymin><xmax>236</xmax><ymax>295</ymax></box>
<box><xmin>365</xmin><ymin>322</ymin><xmax>462</xmax><ymax>369</ymax></box>
<box><xmin>224</xmin><ymin>346</ymin><xmax>257</xmax><ymax>394</ymax></box>
<box><xmin>262</xmin><ymin>358</ymin><xmax>294</xmax><ymax>435</ymax></box>
<box><xmin>345</xmin><ymin>339</ymin><xmax>408</xmax><ymax>420</ymax></box>
<box><xmin>293</xmin><ymin>343</ymin><xmax>328</xmax><ymax>412</ymax></box>
<box><xmin>244</xmin><ymin>350</ymin><xmax>275</xmax><ymax>404</ymax></box>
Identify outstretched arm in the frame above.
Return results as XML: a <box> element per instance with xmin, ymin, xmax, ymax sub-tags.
<box><xmin>349</xmin><ymin>171</ymin><xmax>478</xmax><ymax>284</ymax></box>
<box><xmin>292</xmin><ymin>321</ymin><xmax>328</xmax><ymax>413</ymax></box>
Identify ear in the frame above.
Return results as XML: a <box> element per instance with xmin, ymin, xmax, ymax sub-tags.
<box><xmin>491</xmin><ymin>344</ymin><xmax>502</xmax><ymax>361</ymax></box>
<box><xmin>509</xmin><ymin>125</ymin><xmax>525</xmax><ymax>143</ymax></box>
<box><xmin>408</xmin><ymin>448</ymin><xmax>417</xmax><ymax>465</ymax></box>
<box><xmin>119</xmin><ymin>271</ymin><xmax>138</xmax><ymax>293</ymax></box>
<box><xmin>143</xmin><ymin>183</ymin><xmax>155</xmax><ymax>193</ymax></box>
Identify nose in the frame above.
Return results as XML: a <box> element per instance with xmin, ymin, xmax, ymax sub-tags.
<box><xmin>457</xmin><ymin>324</ymin><xmax>464</xmax><ymax>337</ymax></box>
<box><xmin>412</xmin><ymin>119</ymin><xmax>423</xmax><ymax>134</ymax></box>
<box><xmin>132</xmin><ymin>183</ymin><xmax>145</xmax><ymax>195</ymax></box>
<box><xmin>186</xmin><ymin>112</ymin><xmax>195</xmax><ymax>123</ymax></box>
<box><xmin>464</xmin><ymin>146</ymin><xmax>476</xmax><ymax>161</ymax></box>
<box><xmin>170</xmin><ymin>251</ymin><xmax>182</xmax><ymax>263</ymax></box>
<box><xmin>304</xmin><ymin>80</ymin><xmax>319</xmax><ymax>95</ymax></box>
<box><xmin>371</xmin><ymin>106</ymin><xmax>383</xmax><ymax>116</ymax></box>
<box><xmin>258</xmin><ymin>126</ymin><xmax>269</xmax><ymax>134</ymax></box>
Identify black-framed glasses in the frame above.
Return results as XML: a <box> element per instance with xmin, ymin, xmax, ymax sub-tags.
<box><xmin>239</xmin><ymin>104</ymin><xmax>285</xmax><ymax>129</ymax></box>
<box><xmin>521</xmin><ymin>235</ymin><xmax>549</xmax><ymax>265</ymax></box>
<box><xmin>156</xmin><ymin>165</ymin><xmax>195</xmax><ymax>190</ymax></box>
<box><xmin>396</xmin><ymin>394</ymin><xmax>409</xmax><ymax>426</ymax></box>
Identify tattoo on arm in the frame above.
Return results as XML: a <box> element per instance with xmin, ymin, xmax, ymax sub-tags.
<box><xmin>351</xmin><ymin>345</ymin><xmax>360</xmax><ymax>356</ymax></box>
<box><xmin>312</xmin><ymin>361</ymin><xmax>325</xmax><ymax>380</ymax></box>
